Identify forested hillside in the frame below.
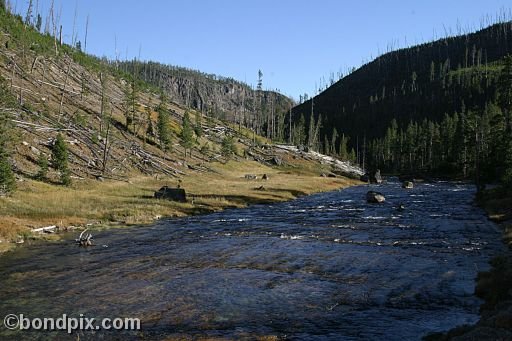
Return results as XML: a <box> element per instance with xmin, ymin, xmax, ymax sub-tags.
<box><xmin>117</xmin><ymin>61</ymin><xmax>294</xmax><ymax>142</ymax></box>
<box><xmin>290</xmin><ymin>21</ymin><xmax>512</xmax><ymax>183</ymax></box>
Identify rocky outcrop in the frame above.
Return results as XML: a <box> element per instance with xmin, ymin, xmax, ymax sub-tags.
<box><xmin>121</xmin><ymin>61</ymin><xmax>293</xmax><ymax>125</ymax></box>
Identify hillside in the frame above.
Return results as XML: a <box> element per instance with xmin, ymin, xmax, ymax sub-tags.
<box><xmin>0</xmin><ymin>8</ymin><xmax>361</xmax><ymax>249</ymax></box>
<box><xmin>118</xmin><ymin>60</ymin><xmax>294</xmax><ymax>133</ymax></box>
<box><xmin>292</xmin><ymin>21</ymin><xmax>512</xmax><ymax>148</ymax></box>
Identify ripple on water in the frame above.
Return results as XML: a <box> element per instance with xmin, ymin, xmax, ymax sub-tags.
<box><xmin>0</xmin><ymin>181</ymin><xmax>505</xmax><ymax>340</ymax></box>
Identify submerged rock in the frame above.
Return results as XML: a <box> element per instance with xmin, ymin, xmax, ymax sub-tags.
<box><xmin>366</xmin><ymin>191</ymin><xmax>386</xmax><ymax>203</ymax></box>
<box><xmin>402</xmin><ymin>181</ymin><xmax>414</xmax><ymax>189</ymax></box>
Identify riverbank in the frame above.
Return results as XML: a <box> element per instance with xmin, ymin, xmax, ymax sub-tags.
<box><xmin>0</xmin><ymin>159</ymin><xmax>361</xmax><ymax>253</ymax></box>
<box><xmin>426</xmin><ymin>186</ymin><xmax>512</xmax><ymax>340</ymax></box>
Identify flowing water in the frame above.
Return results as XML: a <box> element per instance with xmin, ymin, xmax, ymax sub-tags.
<box><xmin>0</xmin><ymin>179</ymin><xmax>505</xmax><ymax>340</ymax></box>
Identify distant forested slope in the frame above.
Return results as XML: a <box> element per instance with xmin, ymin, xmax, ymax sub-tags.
<box><xmin>292</xmin><ymin>21</ymin><xmax>512</xmax><ymax>144</ymax></box>
<box><xmin>290</xmin><ymin>21</ymin><xmax>512</xmax><ymax>182</ymax></box>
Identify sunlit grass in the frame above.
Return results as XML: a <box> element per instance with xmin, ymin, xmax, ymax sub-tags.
<box><xmin>0</xmin><ymin>160</ymin><xmax>360</xmax><ymax>247</ymax></box>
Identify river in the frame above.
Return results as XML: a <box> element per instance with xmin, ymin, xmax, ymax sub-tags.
<box><xmin>0</xmin><ymin>179</ymin><xmax>505</xmax><ymax>340</ymax></box>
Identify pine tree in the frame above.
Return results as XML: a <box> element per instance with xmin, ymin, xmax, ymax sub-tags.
<box><xmin>0</xmin><ymin>154</ymin><xmax>15</xmax><ymax>195</ymax></box>
<box><xmin>156</xmin><ymin>99</ymin><xmax>171</xmax><ymax>152</ymax></box>
<box><xmin>221</xmin><ymin>135</ymin><xmax>237</xmax><ymax>158</ymax></box>
<box><xmin>123</xmin><ymin>82</ymin><xmax>133</xmax><ymax>131</ymax></box>
<box><xmin>330</xmin><ymin>127</ymin><xmax>338</xmax><ymax>156</ymax></box>
<box><xmin>180</xmin><ymin>111</ymin><xmax>194</xmax><ymax>158</ymax></box>
<box><xmin>36</xmin><ymin>154</ymin><xmax>48</xmax><ymax>181</ymax></box>
<box><xmin>503</xmin><ymin>139</ymin><xmax>512</xmax><ymax>188</ymax></box>
<box><xmin>339</xmin><ymin>134</ymin><xmax>349</xmax><ymax>160</ymax></box>
<box><xmin>194</xmin><ymin>111</ymin><xmax>203</xmax><ymax>138</ymax></box>
<box><xmin>308</xmin><ymin>112</ymin><xmax>315</xmax><ymax>149</ymax></box>
<box><xmin>349</xmin><ymin>148</ymin><xmax>356</xmax><ymax>163</ymax></box>
<box><xmin>453</xmin><ymin>113</ymin><xmax>468</xmax><ymax>176</ymax></box>
<box><xmin>0</xmin><ymin>77</ymin><xmax>17</xmax><ymax>194</ymax></box>
<box><xmin>293</xmin><ymin>114</ymin><xmax>306</xmax><ymax>146</ymax></box>
<box><xmin>498</xmin><ymin>55</ymin><xmax>512</xmax><ymax>133</ymax></box>
<box><xmin>497</xmin><ymin>55</ymin><xmax>512</xmax><ymax>186</ymax></box>
<box><xmin>35</xmin><ymin>14</ymin><xmax>42</xmax><ymax>32</ymax></box>
<box><xmin>52</xmin><ymin>133</ymin><xmax>71</xmax><ymax>186</ymax></box>
<box><xmin>24</xmin><ymin>0</ymin><xmax>33</xmax><ymax>26</ymax></box>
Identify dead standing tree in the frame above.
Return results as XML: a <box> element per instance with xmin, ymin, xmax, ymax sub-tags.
<box><xmin>76</xmin><ymin>228</ymin><xmax>93</xmax><ymax>247</ymax></box>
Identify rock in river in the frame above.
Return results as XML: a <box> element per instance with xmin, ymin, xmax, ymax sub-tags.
<box><xmin>366</xmin><ymin>190</ymin><xmax>386</xmax><ymax>203</ymax></box>
<box><xmin>402</xmin><ymin>181</ymin><xmax>414</xmax><ymax>189</ymax></box>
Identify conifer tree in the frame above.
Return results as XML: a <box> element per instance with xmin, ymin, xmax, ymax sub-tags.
<box><xmin>330</xmin><ymin>127</ymin><xmax>338</xmax><ymax>156</ymax></box>
<box><xmin>221</xmin><ymin>135</ymin><xmax>237</xmax><ymax>158</ymax></box>
<box><xmin>36</xmin><ymin>154</ymin><xmax>48</xmax><ymax>181</ymax></box>
<box><xmin>503</xmin><ymin>139</ymin><xmax>512</xmax><ymax>188</ymax></box>
<box><xmin>180</xmin><ymin>111</ymin><xmax>194</xmax><ymax>158</ymax></box>
<box><xmin>156</xmin><ymin>98</ymin><xmax>171</xmax><ymax>152</ymax></box>
<box><xmin>339</xmin><ymin>134</ymin><xmax>349</xmax><ymax>160</ymax></box>
<box><xmin>0</xmin><ymin>153</ymin><xmax>15</xmax><ymax>195</ymax></box>
<box><xmin>194</xmin><ymin>111</ymin><xmax>203</xmax><ymax>138</ymax></box>
<box><xmin>308</xmin><ymin>112</ymin><xmax>315</xmax><ymax>149</ymax></box>
<box><xmin>293</xmin><ymin>114</ymin><xmax>306</xmax><ymax>146</ymax></box>
<box><xmin>498</xmin><ymin>55</ymin><xmax>512</xmax><ymax>132</ymax></box>
<box><xmin>349</xmin><ymin>148</ymin><xmax>356</xmax><ymax>163</ymax></box>
<box><xmin>0</xmin><ymin>77</ymin><xmax>16</xmax><ymax>194</ymax></box>
<box><xmin>52</xmin><ymin>133</ymin><xmax>71</xmax><ymax>186</ymax></box>
<box><xmin>497</xmin><ymin>55</ymin><xmax>512</xmax><ymax>186</ymax></box>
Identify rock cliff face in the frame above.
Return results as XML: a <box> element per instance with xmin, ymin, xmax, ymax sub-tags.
<box><xmin>120</xmin><ymin>61</ymin><xmax>294</xmax><ymax>124</ymax></box>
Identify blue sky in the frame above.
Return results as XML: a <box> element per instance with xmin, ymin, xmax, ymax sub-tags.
<box><xmin>13</xmin><ymin>0</ymin><xmax>512</xmax><ymax>100</ymax></box>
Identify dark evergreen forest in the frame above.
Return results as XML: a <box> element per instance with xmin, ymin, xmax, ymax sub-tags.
<box><xmin>291</xmin><ymin>21</ymin><xmax>512</xmax><ymax>184</ymax></box>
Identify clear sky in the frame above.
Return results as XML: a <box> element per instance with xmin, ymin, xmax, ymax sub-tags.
<box><xmin>13</xmin><ymin>0</ymin><xmax>512</xmax><ymax>100</ymax></box>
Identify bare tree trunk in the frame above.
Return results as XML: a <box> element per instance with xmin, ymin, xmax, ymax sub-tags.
<box><xmin>71</xmin><ymin>2</ymin><xmax>78</xmax><ymax>47</ymax></box>
<box><xmin>84</xmin><ymin>14</ymin><xmax>89</xmax><ymax>53</ymax></box>
<box><xmin>58</xmin><ymin>59</ymin><xmax>72</xmax><ymax>121</ymax></box>
<box><xmin>289</xmin><ymin>105</ymin><xmax>292</xmax><ymax>144</ymax></box>
<box><xmin>10</xmin><ymin>61</ymin><xmax>15</xmax><ymax>91</ymax></box>
<box><xmin>102</xmin><ymin>109</ymin><xmax>113</xmax><ymax>174</ymax></box>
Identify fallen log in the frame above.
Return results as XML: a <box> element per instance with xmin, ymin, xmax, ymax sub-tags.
<box><xmin>32</xmin><ymin>225</ymin><xmax>57</xmax><ymax>233</ymax></box>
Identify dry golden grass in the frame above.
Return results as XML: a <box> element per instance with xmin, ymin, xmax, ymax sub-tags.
<box><xmin>0</xmin><ymin>160</ymin><xmax>360</xmax><ymax>249</ymax></box>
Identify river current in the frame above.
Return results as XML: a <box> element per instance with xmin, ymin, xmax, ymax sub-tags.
<box><xmin>0</xmin><ymin>179</ymin><xmax>505</xmax><ymax>340</ymax></box>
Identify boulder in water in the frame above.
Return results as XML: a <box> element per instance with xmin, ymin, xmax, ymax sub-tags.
<box><xmin>366</xmin><ymin>191</ymin><xmax>385</xmax><ymax>203</ymax></box>
<box><xmin>402</xmin><ymin>181</ymin><xmax>414</xmax><ymax>189</ymax></box>
<box><xmin>372</xmin><ymin>169</ymin><xmax>383</xmax><ymax>184</ymax></box>
<box><xmin>361</xmin><ymin>170</ymin><xmax>383</xmax><ymax>184</ymax></box>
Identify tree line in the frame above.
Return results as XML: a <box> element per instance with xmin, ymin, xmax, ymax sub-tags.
<box><xmin>366</xmin><ymin>55</ymin><xmax>512</xmax><ymax>187</ymax></box>
<box><xmin>291</xmin><ymin>20</ymin><xmax>512</xmax><ymax>164</ymax></box>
